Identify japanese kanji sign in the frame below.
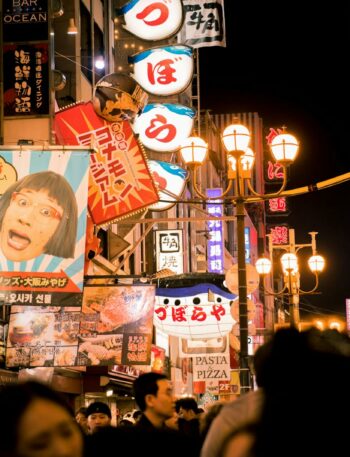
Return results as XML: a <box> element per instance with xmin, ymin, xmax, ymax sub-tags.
<box><xmin>267</xmin><ymin>225</ymin><xmax>289</xmax><ymax>245</ymax></box>
<box><xmin>3</xmin><ymin>43</ymin><xmax>49</xmax><ymax>116</ymax></box>
<box><xmin>206</xmin><ymin>188</ymin><xmax>224</xmax><ymax>273</ymax></box>
<box><xmin>180</xmin><ymin>0</ymin><xmax>226</xmax><ymax>48</ymax></box>
<box><xmin>54</xmin><ymin>102</ymin><xmax>159</xmax><ymax>225</ymax></box>
<box><xmin>155</xmin><ymin>229</ymin><xmax>184</xmax><ymax>274</ymax></box>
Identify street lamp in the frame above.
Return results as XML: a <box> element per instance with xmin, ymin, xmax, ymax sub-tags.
<box><xmin>256</xmin><ymin>229</ymin><xmax>325</xmax><ymax>328</ymax></box>
<box><xmin>179</xmin><ymin>123</ymin><xmax>299</xmax><ymax>393</ymax></box>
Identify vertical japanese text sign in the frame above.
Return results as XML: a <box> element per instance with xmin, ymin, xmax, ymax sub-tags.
<box><xmin>2</xmin><ymin>0</ymin><xmax>50</xmax><ymax>117</ymax></box>
<box><xmin>206</xmin><ymin>188</ymin><xmax>224</xmax><ymax>273</ymax></box>
<box><xmin>155</xmin><ymin>229</ymin><xmax>184</xmax><ymax>274</ymax></box>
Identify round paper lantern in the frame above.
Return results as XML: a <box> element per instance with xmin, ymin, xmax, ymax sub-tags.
<box><xmin>225</xmin><ymin>263</ymin><xmax>260</xmax><ymax>295</ymax></box>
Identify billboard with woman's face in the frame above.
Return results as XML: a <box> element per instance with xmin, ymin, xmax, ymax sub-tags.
<box><xmin>0</xmin><ymin>150</ymin><xmax>90</xmax><ymax>306</ymax></box>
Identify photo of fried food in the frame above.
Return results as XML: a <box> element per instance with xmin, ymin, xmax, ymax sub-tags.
<box><xmin>78</xmin><ymin>335</ymin><xmax>122</xmax><ymax>365</ymax></box>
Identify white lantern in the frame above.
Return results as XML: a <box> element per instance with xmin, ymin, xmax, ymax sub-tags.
<box><xmin>270</xmin><ymin>133</ymin><xmax>299</xmax><ymax>163</ymax></box>
<box><xmin>222</xmin><ymin>123</ymin><xmax>250</xmax><ymax>154</ymax></box>
<box><xmin>281</xmin><ymin>252</ymin><xmax>298</xmax><ymax>274</ymax></box>
<box><xmin>179</xmin><ymin>137</ymin><xmax>208</xmax><ymax>165</ymax></box>
<box><xmin>308</xmin><ymin>254</ymin><xmax>325</xmax><ymax>273</ymax></box>
<box><xmin>255</xmin><ymin>258</ymin><xmax>272</xmax><ymax>275</ymax></box>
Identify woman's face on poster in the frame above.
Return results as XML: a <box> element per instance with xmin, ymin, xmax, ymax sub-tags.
<box><xmin>0</xmin><ymin>188</ymin><xmax>63</xmax><ymax>261</ymax></box>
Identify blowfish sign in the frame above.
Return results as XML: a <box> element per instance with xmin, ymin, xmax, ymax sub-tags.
<box><xmin>155</xmin><ymin>283</ymin><xmax>237</xmax><ymax>339</ymax></box>
<box><xmin>129</xmin><ymin>45</ymin><xmax>194</xmax><ymax>96</ymax></box>
<box><xmin>132</xmin><ymin>104</ymin><xmax>196</xmax><ymax>152</ymax></box>
<box><xmin>117</xmin><ymin>0</ymin><xmax>184</xmax><ymax>41</ymax></box>
<box><xmin>148</xmin><ymin>160</ymin><xmax>188</xmax><ymax>211</ymax></box>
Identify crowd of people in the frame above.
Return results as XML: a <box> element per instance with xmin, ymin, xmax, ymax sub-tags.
<box><xmin>1</xmin><ymin>327</ymin><xmax>349</xmax><ymax>457</ymax></box>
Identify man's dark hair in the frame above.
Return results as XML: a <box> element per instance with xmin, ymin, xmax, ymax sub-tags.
<box><xmin>76</xmin><ymin>406</ymin><xmax>87</xmax><ymax>417</ymax></box>
<box><xmin>175</xmin><ymin>397</ymin><xmax>198</xmax><ymax>414</ymax></box>
<box><xmin>133</xmin><ymin>372</ymin><xmax>168</xmax><ymax>412</ymax></box>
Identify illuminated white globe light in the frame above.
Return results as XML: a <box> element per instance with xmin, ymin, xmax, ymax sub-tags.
<box><xmin>255</xmin><ymin>257</ymin><xmax>272</xmax><ymax>275</ymax></box>
<box><xmin>281</xmin><ymin>252</ymin><xmax>298</xmax><ymax>274</ymax></box>
<box><xmin>222</xmin><ymin>123</ymin><xmax>250</xmax><ymax>153</ymax></box>
<box><xmin>94</xmin><ymin>57</ymin><xmax>105</xmax><ymax>70</ymax></box>
<box><xmin>241</xmin><ymin>147</ymin><xmax>255</xmax><ymax>171</ymax></box>
<box><xmin>270</xmin><ymin>133</ymin><xmax>299</xmax><ymax>163</ymax></box>
<box><xmin>179</xmin><ymin>136</ymin><xmax>208</xmax><ymax>165</ymax></box>
<box><xmin>308</xmin><ymin>254</ymin><xmax>325</xmax><ymax>273</ymax></box>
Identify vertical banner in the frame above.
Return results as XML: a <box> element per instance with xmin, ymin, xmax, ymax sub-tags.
<box><xmin>2</xmin><ymin>0</ymin><xmax>50</xmax><ymax>117</ymax></box>
<box><xmin>0</xmin><ymin>150</ymin><xmax>90</xmax><ymax>306</ymax></box>
<box><xmin>3</xmin><ymin>43</ymin><xmax>49</xmax><ymax>116</ymax></box>
<box><xmin>155</xmin><ymin>229</ymin><xmax>184</xmax><ymax>274</ymax></box>
<box><xmin>180</xmin><ymin>0</ymin><xmax>226</xmax><ymax>48</ymax></box>
<box><xmin>206</xmin><ymin>188</ymin><xmax>224</xmax><ymax>273</ymax></box>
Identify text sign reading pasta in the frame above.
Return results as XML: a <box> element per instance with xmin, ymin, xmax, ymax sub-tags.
<box><xmin>54</xmin><ymin>102</ymin><xmax>159</xmax><ymax>225</ymax></box>
<box><xmin>78</xmin><ymin>285</ymin><xmax>155</xmax><ymax>366</ymax></box>
<box><xmin>0</xmin><ymin>150</ymin><xmax>89</xmax><ymax>306</ymax></box>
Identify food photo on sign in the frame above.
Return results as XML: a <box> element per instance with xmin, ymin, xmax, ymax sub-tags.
<box><xmin>77</xmin><ymin>285</ymin><xmax>155</xmax><ymax>366</ymax></box>
<box><xmin>5</xmin><ymin>305</ymin><xmax>81</xmax><ymax>368</ymax></box>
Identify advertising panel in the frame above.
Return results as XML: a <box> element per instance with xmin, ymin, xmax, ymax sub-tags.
<box><xmin>54</xmin><ymin>102</ymin><xmax>159</xmax><ymax>225</ymax></box>
<box><xmin>155</xmin><ymin>229</ymin><xmax>184</xmax><ymax>274</ymax></box>
<box><xmin>0</xmin><ymin>150</ymin><xmax>89</xmax><ymax>306</ymax></box>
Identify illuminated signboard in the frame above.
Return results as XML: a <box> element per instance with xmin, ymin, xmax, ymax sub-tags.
<box><xmin>206</xmin><ymin>188</ymin><xmax>224</xmax><ymax>274</ymax></box>
<box><xmin>267</xmin><ymin>225</ymin><xmax>289</xmax><ymax>245</ymax></box>
<box><xmin>155</xmin><ymin>229</ymin><xmax>184</xmax><ymax>274</ymax></box>
<box><xmin>181</xmin><ymin>0</ymin><xmax>226</xmax><ymax>48</ymax></box>
<box><xmin>129</xmin><ymin>45</ymin><xmax>194</xmax><ymax>96</ymax></box>
<box><xmin>266</xmin><ymin>197</ymin><xmax>289</xmax><ymax>215</ymax></box>
<box><xmin>117</xmin><ymin>0</ymin><xmax>184</xmax><ymax>41</ymax></box>
<box><xmin>2</xmin><ymin>0</ymin><xmax>48</xmax><ymax>42</ymax></box>
<box><xmin>3</xmin><ymin>43</ymin><xmax>49</xmax><ymax>116</ymax></box>
<box><xmin>155</xmin><ymin>283</ymin><xmax>237</xmax><ymax>339</ymax></box>
<box><xmin>245</xmin><ymin>227</ymin><xmax>250</xmax><ymax>262</ymax></box>
<box><xmin>133</xmin><ymin>103</ymin><xmax>196</xmax><ymax>152</ymax></box>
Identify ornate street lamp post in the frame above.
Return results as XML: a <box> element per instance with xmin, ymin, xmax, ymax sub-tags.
<box><xmin>179</xmin><ymin>123</ymin><xmax>299</xmax><ymax>393</ymax></box>
<box><xmin>256</xmin><ymin>229</ymin><xmax>325</xmax><ymax>328</ymax></box>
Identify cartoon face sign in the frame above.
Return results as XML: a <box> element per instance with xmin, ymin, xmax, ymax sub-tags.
<box><xmin>0</xmin><ymin>156</ymin><xmax>17</xmax><ymax>195</ymax></box>
<box><xmin>117</xmin><ymin>0</ymin><xmax>184</xmax><ymax>41</ymax></box>
<box><xmin>148</xmin><ymin>160</ymin><xmax>188</xmax><ymax>211</ymax></box>
<box><xmin>154</xmin><ymin>283</ymin><xmax>237</xmax><ymax>339</ymax></box>
<box><xmin>132</xmin><ymin>103</ymin><xmax>196</xmax><ymax>152</ymax></box>
<box><xmin>129</xmin><ymin>45</ymin><xmax>194</xmax><ymax>96</ymax></box>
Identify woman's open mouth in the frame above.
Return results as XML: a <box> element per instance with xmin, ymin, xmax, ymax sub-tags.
<box><xmin>7</xmin><ymin>230</ymin><xmax>31</xmax><ymax>250</ymax></box>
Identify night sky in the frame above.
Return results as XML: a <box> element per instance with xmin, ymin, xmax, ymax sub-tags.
<box><xmin>198</xmin><ymin>2</ymin><xmax>349</xmax><ymax>317</ymax></box>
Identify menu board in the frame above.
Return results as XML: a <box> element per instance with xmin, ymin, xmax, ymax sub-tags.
<box><xmin>5</xmin><ymin>285</ymin><xmax>155</xmax><ymax>367</ymax></box>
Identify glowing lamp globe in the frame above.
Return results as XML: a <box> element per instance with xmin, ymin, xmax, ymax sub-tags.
<box><xmin>308</xmin><ymin>254</ymin><xmax>325</xmax><ymax>273</ymax></box>
<box><xmin>270</xmin><ymin>133</ymin><xmax>299</xmax><ymax>163</ymax></box>
<box><xmin>281</xmin><ymin>252</ymin><xmax>298</xmax><ymax>274</ymax></box>
<box><xmin>222</xmin><ymin>124</ymin><xmax>250</xmax><ymax>154</ymax></box>
<box><xmin>255</xmin><ymin>258</ymin><xmax>272</xmax><ymax>275</ymax></box>
<box><xmin>179</xmin><ymin>137</ymin><xmax>208</xmax><ymax>166</ymax></box>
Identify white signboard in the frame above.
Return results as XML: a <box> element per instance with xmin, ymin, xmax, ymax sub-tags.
<box><xmin>192</xmin><ymin>345</ymin><xmax>230</xmax><ymax>382</ymax></box>
<box><xmin>155</xmin><ymin>229</ymin><xmax>183</xmax><ymax>274</ymax></box>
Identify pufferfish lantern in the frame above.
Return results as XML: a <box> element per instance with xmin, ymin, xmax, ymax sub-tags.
<box><xmin>93</xmin><ymin>73</ymin><xmax>149</xmax><ymax>122</ymax></box>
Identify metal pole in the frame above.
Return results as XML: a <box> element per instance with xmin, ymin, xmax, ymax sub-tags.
<box><xmin>236</xmin><ymin>198</ymin><xmax>250</xmax><ymax>393</ymax></box>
